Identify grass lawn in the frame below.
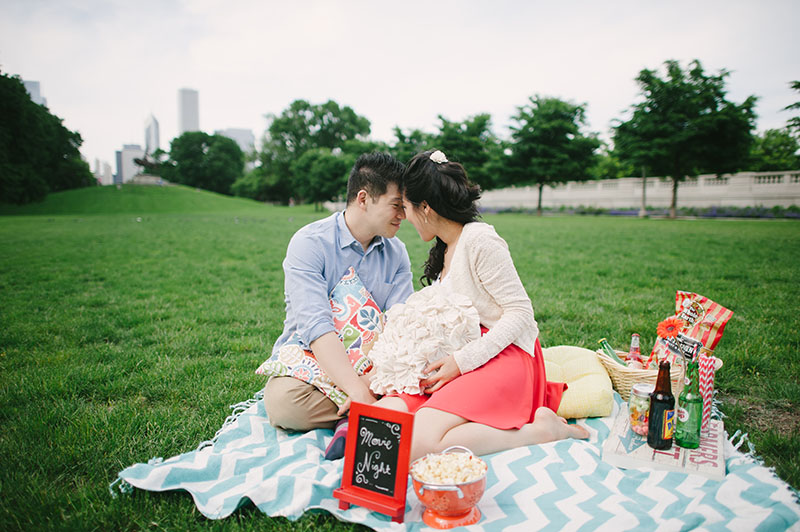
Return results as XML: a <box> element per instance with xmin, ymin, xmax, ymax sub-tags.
<box><xmin>1</xmin><ymin>185</ymin><xmax>798</xmax><ymax>530</ymax></box>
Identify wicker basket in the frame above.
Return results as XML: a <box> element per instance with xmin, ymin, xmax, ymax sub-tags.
<box><xmin>596</xmin><ymin>349</ymin><xmax>683</xmax><ymax>401</ymax></box>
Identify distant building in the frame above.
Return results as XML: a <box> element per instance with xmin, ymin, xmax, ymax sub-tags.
<box><xmin>115</xmin><ymin>144</ymin><xmax>145</xmax><ymax>184</ymax></box>
<box><xmin>101</xmin><ymin>161</ymin><xmax>113</xmax><ymax>186</ymax></box>
<box><xmin>114</xmin><ymin>151</ymin><xmax>122</xmax><ymax>185</ymax></box>
<box><xmin>145</xmin><ymin>114</ymin><xmax>160</xmax><ymax>155</ymax></box>
<box><xmin>216</xmin><ymin>128</ymin><xmax>255</xmax><ymax>153</ymax></box>
<box><xmin>94</xmin><ymin>159</ymin><xmax>114</xmax><ymax>186</ymax></box>
<box><xmin>178</xmin><ymin>88</ymin><xmax>199</xmax><ymax>134</ymax></box>
<box><xmin>22</xmin><ymin>80</ymin><xmax>47</xmax><ymax>106</ymax></box>
<box><xmin>216</xmin><ymin>128</ymin><xmax>256</xmax><ymax>171</ymax></box>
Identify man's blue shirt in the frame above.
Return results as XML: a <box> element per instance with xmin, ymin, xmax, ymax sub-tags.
<box><xmin>272</xmin><ymin>211</ymin><xmax>414</xmax><ymax>357</ymax></box>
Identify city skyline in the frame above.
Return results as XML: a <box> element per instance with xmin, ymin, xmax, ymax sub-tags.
<box><xmin>145</xmin><ymin>114</ymin><xmax>159</xmax><ymax>155</ymax></box>
<box><xmin>178</xmin><ymin>88</ymin><xmax>199</xmax><ymax>136</ymax></box>
<box><xmin>2</xmin><ymin>1</ymin><xmax>798</xmax><ymax>168</ymax></box>
<box><xmin>22</xmin><ymin>79</ymin><xmax>47</xmax><ymax>107</ymax></box>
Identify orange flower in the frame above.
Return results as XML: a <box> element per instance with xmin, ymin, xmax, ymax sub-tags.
<box><xmin>657</xmin><ymin>316</ymin><xmax>685</xmax><ymax>338</ymax></box>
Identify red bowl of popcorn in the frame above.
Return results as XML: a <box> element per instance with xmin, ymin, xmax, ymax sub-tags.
<box><xmin>409</xmin><ymin>446</ymin><xmax>488</xmax><ymax>529</ymax></box>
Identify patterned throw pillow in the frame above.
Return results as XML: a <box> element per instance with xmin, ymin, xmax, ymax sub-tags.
<box><xmin>255</xmin><ymin>267</ymin><xmax>383</xmax><ymax>406</ymax></box>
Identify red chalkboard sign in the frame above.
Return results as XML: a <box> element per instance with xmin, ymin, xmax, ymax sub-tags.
<box><xmin>333</xmin><ymin>402</ymin><xmax>414</xmax><ymax>523</ymax></box>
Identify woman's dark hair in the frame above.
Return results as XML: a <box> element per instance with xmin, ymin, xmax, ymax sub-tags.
<box><xmin>403</xmin><ymin>150</ymin><xmax>481</xmax><ymax>285</ymax></box>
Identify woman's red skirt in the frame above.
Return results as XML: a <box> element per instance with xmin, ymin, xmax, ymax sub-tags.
<box><xmin>394</xmin><ymin>331</ymin><xmax>566</xmax><ymax>430</ymax></box>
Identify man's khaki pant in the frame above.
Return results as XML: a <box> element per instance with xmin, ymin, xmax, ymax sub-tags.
<box><xmin>263</xmin><ymin>376</ymin><xmax>344</xmax><ymax>431</ymax></box>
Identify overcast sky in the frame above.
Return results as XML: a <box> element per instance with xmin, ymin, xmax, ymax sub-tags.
<box><xmin>2</xmin><ymin>0</ymin><xmax>798</xmax><ymax>169</ymax></box>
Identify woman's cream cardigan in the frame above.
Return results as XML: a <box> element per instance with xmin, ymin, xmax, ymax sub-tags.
<box><xmin>444</xmin><ymin>222</ymin><xmax>539</xmax><ymax>374</ymax></box>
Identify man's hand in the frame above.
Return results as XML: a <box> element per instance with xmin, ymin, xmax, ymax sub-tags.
<box><xmin>338</xmin><ymin>368</ymin><xmax>378</xmax><ymax>416</ymax></box>
<box><xmin>336</xmin><ymin>384</ymin><xmax>377</xmax><ymax>416</ymax></box>
<box><xmin>311</xmin><ymin>331</ymin><xmax>377</xmax><ymax>410</ymax></box>
<box><xmin>420</xmin><ymin>354</ymin><xmax>461</xmax><ymax>394</ymax></box>
<box><xmin>337</xmin><ymin>398</ymin><xmax>352</xmax><ymax>417</ymax></box>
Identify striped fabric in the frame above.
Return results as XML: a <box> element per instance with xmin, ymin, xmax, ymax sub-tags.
<box><xmin>115</xmin><ymin>394</ymin><xmax>800</xmax><ymax>531</ymax></box>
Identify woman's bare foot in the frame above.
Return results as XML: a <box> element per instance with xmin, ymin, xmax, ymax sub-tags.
<box><xmin>519</xmin><ymin>407</ymin><xmax>590</xmax><ymax>445</ymax></box>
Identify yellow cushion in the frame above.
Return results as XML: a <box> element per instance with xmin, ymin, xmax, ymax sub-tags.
<box><xmin>542</xmin><ymin>345</ymin><xmax>614</xmax><ymax>419</ymax></box>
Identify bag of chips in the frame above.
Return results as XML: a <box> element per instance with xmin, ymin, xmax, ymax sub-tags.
<box><xmin>646</xmin><ymin>291</ymin><xmax>733</xmax><ymax>369</ymax></box>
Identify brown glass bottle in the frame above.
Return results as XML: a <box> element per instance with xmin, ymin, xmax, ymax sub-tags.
<box><xmin>647</xmin><ymin>360</ymin><xmax>676</xmax><ymax>450</ymax></box>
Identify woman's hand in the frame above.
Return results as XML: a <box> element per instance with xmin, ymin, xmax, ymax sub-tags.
<box><xmin>420</xmin><ymin>355</ymin><xmax>461</xmax><ymax>394</ymax></box>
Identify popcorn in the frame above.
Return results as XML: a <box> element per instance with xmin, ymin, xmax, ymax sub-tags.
<box><xmin>411</xmin><ymin>452</ymin><xmax>487</xmax><ymax>485</ymax></box>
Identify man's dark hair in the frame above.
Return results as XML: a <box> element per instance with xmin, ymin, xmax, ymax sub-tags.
<box><xmin>346</xmin><ymin>153</ymin><xmax>405</xmax><ymax>204</ymax></box>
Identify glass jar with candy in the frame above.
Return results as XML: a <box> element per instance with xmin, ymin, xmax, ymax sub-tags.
<box><xmin>628</xmin><ymin>382</ymin><xmax>654</xmax><ymax>436</ymax></box>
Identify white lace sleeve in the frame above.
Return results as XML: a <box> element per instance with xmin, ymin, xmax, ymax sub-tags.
<box><xmin>368</xmin><ymin>284</ymin><xmax>481</xmax><ymax>395</ymax></box>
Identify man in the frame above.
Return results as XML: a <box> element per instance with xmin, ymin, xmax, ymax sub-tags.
<box><xmin>263</xmin><ymin>153</ymin><xmax>414</xmax><ymax>431</ymax></box>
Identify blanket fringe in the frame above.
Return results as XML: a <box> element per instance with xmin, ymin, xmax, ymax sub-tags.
<box><xmin>196</xmin><ymin>390</ymin><xmax>264</xmax><ymax>451</ymax></box>
<box><xmin>720</xmin><ymin>394</ymin><xmax>800</xmax><ymax>503</ymax></box>
<box><xmin>108</xmin><ymin>477</ymin><xmax>133</xmax><ymax>498</ymax></box>
<box><xmin>729</xmin><ymin>429</ymin><xmax>756</xmax><ymax>457</ymax></box>
<box><xmin>109</xmin><ymin>390</ymin><xmax>265</xmax><ymax>498</ymax></box>
<box><xmin>711</xmin><ymin>393</ymin><xmax>725</xmax><ymax>420</ymax></box>
<box><xmin>727</xmin><ymin>428</ymin><xmax>800</xmax><ymax>504</ymax></box>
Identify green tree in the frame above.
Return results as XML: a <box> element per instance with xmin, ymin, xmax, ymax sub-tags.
<box><xmin>0</xmin><ymin>72</ymin><xmax>94</xmax><ymax>204</ymax></box>
<box><xmin>482</xmin><ymin>140</ymin><xmax>514</xmax><ymax>189</ymax></box>
<box><xmin>434</xmin><ymin>113</ymin><xmax>505</xmax><ymax>190</ymax></box>
<box><xmin>340</xmin><ymin>138</ymin><xmax>390</xmax><ymax>160</ymax></box>
<box><xmin>508</xmin><ymin>96</ymin><xmax>600</xmax><ymax>215</ymax></box>
<box><xmin>161</xmin><ymin>132</ymin><xmax>243</xmax><ymax>195</ymax></box>
<box><xmin>230</xmin><ymin>167</ymin><xmax>271</xmax><ymax>201</ymax></box>
<box><xmin>133</xmin><ymin>148</ymin><xmax>168</xmax><ymax>177</ymax></box>
<box><xmin>748</xmin><ymin>129</ymin><xmax>800</xmax><ymax>171</ymax></box>
<box><xmin>238</xmin><ymin>149</ymin><xmax>290</xmax><ymax>202</ymax></box>
<box><xmin>289</xmin><ymin>148</ymin><xmax>351</xmax><ymax>210</ymax></box>
<box><xmin>614</xmin><ymin>59</ymin><xmax>757</xmax><ymax>218</ymax></box>
<box><xmin>785</xmin><ymin>80</ymin><xmax>800</xmax><ymax>137</ymax></box>
<box><xmin>591</xmin><ymin>143</ymin><xmax>634</xmax><ymax>180</ymax></box>
<box><xmin>238</xmin><ymin>99</ymin><xmax>370</xmax><ymax>204</ymax></box>
<box><xmin>390</xmin><ymin>127</ymin><xmax>434</xmax><ymax>164</ymax></box>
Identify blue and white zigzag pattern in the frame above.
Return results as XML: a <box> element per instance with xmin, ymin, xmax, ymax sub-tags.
<box><xmin>116</xmin><ymin>395</ymin><xmax>800</xmax><ymax>531</ymax></box>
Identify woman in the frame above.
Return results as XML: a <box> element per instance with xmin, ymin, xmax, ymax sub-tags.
<box><xmin>324</xmin><ymin>149</ymin><xmax>588</xmax><ymax>462</ymax></box>
<box><xmin>379</xmin><ymin>149</ymin><xmax>588</xmax><ymax>462</ymax></box>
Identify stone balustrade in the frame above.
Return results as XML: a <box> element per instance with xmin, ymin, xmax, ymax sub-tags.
<box><xmin>479</xmin><ymin>170</ymin><xmax>800</xmax><ymax>210</ymax></box>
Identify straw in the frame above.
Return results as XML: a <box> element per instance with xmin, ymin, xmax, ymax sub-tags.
<box><xmin>698</xmin><ymin>353</ymin><xmax>717</xmax><ymax>429</ymax></box>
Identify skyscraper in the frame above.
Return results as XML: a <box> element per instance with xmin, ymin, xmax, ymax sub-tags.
<box><xmin>22</xmin><ymin>80</ymin><xmax>47</xmax><ymax>106</ymax></box>
<box><xmin>217</xmin><ymin>128</ymin><xmax>257</xmax><ymax>170</ymax></box>
<box><xmin>178</xmin><ymin>88</ymin><xmax>199</xmax><ymax>134</ymax></box>
<box><xmin>94</xmin><ymin>159</ymin><xmax>114</xmax><ymax>186</ymax></box>
<box><xmin>145</xmin><ymin>114</ymin><xmax>160</xmax><ymax>155</ymax></box>
<box><xmin>216</xmin><ymin>128</ymin><xmax>255</xmax><ymax>154</ymax></box>
<box><xmin>115</xmin><ymin>144</ymin><xmax>145</xmax><ymax>184</ymax></box>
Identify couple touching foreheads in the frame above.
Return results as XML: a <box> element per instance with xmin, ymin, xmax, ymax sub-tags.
<box><xmin>262</xmin><ymin>150</ymin><xmax>588</xmax><ymax>462</ymax></box>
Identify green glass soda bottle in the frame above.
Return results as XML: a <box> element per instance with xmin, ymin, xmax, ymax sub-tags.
<box><xmin>675</xmin><ymin>357</ymin><xmax>703</xmax><ymax>449</ymax></box>
<box><xmin>598</xmin><ymin>338</ymin><xmax>627</xmax><ymax>366</ymax></box>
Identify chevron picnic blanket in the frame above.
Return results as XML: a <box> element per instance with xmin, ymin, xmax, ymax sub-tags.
<box><xmin>115</xmin><ymin>393</ymin><xmax>800</xmax><ymax>531</ymax></box>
